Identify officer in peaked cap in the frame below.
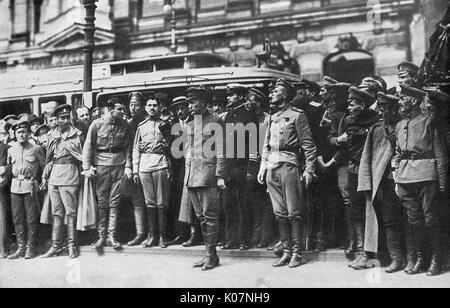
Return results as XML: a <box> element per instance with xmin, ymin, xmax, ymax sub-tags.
<box><xmin>155</xmin><ymin>92</ymin><xmax>171</xmax><ymax>109</ymax></box>
<box><xmin>321</xmin><ymin>76</ymin><xmax>339</xmax><ymax>87</ymax></box>
<box><xmin>187</xmin><ymin>87</ymin><xmax>213</xmax><ymax>102</ymax></box>
<box><xmin>360</xmin><ymin>75</ymin><xmax>387</xmax><ymax>95</ymax></box>
<box><xmin>395</xmin><ymin>83</ymin><xmax>448</xmax><ymax>276</ymax></box>
<box><xmin>398</xmin><ymin>61</ymin><xmax>420</xmax><ymax>86</ymax></box>
<box><xmin>34</xmin><ymin>124</ymin><xmax>50</xmax><ymax>148</ymax></box>
<box><xmin>258</xmin><ymin>76</ymin><xmax>317</xmax><ymax>268</ymax></box>
<box><xmin>222</xmin><ymin>82</ymin><xmax>255</xmax><ymax>251</ymax></box>
<box><xmin>41</xmin><ymin>103</ymin><xmax>84</xmax><ymax>259</ymax></box>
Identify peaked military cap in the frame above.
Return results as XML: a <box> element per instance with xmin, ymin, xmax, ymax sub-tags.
<box><xmin>275</xmin><ymin>79</ymin><xmax>296</xmax><ymax>97</ymax></box>
<box><xmin>398</xmin><ymin>84</ymin><xmax>426</xmax><ymax>100</ymax></box>
<box><xmin>423</xmin><ymin>87</ymin><xmax>450</xmax><ymax>106</ymax></box>
<box><xmin>326</xmin><ymin>82</ymin><xmax>352</xmax><ymax>92</ymax></box>
<box><xmin>28</xmin><ymin>114</ymin><xmax>42</xmax><ymax>126</ymax></box>
<box><xmin>248</xmin><ymin>88</ymin><xmax>269</xmax><ymax>105</ymax></box>
<box><xmin>34</xmin><ymin>124</ymin><xmax>49</xmax><ymax>137</ymax></box>
<box><xmin>171</xmin><ymin>96</ymin><xmax>188</xmax><ymax>109</ymax></box>
<box><xmin>361</xmin><ymin>75</ymin><xmax>387</xmax><ymax>92</ymax></box>
<box><xmin>398</xmin><ymin>62</ymin><xmax>420</xmax><ymax>76</ymax></box>
<box><xmin>12</xmin><ymin>119</ymin><xmax>31</xmax><ymax>131</ymax></box>
<box><xmin>3</xmin><ymin>115</ymin><xmax>18</xmax><ymax>123</ymax></box>
<box><xmin>377</xmin><ymin>92</ymin><xmax>400</xmax><ymax>107</ymax></box>
<box><xmin>321</xmin><ymin>76</ymin><xmax>339</xmax><ymax>87</ymax></box>
<box><xmin>348</xmin><ymin>86</ymin><xmax>376</xmax><ymax>105</ymax></box>
<box><xmin>53</xmin><ymin>104</ymin><xmax>72</xmax><ymax>117</ymax></box>
<box><xmin>227</xmin><ymin>83</ymin><xmax>247</xmax><ymax>96</ymax></box>
<box><xmin>297</xmin><ymin>79</ymin><xmax>322</xmax><ymax>94</ymax></box>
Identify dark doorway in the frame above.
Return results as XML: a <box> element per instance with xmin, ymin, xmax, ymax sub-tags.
<box><xmin>323</xmin><ymin>50</ymin><xmax>375</xmax><ymax>85</ymax></box>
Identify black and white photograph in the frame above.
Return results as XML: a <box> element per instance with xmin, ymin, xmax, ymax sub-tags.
<box><xmin>0</xmin><ymin>0</ymin><xmax>449</xmax><ymax>290</ymax></box>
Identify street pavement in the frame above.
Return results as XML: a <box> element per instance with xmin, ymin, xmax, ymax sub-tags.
<box><xmin>0</xmin><ymin>253</ymin><xmax>449</xmax><ymax>288</ymax></box>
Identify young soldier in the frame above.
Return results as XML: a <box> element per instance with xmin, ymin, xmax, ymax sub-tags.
<box><xmin>395</xmin><ymin>84</ymin><xmax>448</xmax><ymax>276</ymax></box>
<box><xmin>6</xmin><ymin>120</ymin><xmax>45</xmax><ymax>259</ymax></box>
<box><xmin>41</xmin><ymin>105</ymin><xmax>84</xmax><ymax>259</ymax></box>
<box><xmin>336</xmin><ymin>87</ymin><xmax>379</xmax><ymax>269</ymax></box>
<box><xmin>243</xmin><ymin>88</ymin><xmax>276</xmax><ymax>248</ymax></box>
<box><xmin>184</xmin><ymin>87</ymin><xmax>227</xmax><ymax>271</ymax></box>
<box><xmin>133</xmin><ymin>95</ymin><xmax>172</xmax><ymax>248</ymax></box>
<box><xmin>83</xmin><ymin>97</ymin><xmax>133</xmax><ymax>251</ymax></box>
<box><xmin>258</xmin><ymin>79</ymin><xmax>317</xmax><ymax>268</ymax></box>
<box><xmin>358</xmin><ymin>93</ymin><xmax>404</xmax><ymax>273</ymax></box>
<box><xmin>124</xmin><ymin>92</ymin><xmax>148</xmax><ymax>247</ymax></box>
<box><xmin>221</xmin><ymin>83</ymin><xmax>254</xmax><ymax>250</ymax></box>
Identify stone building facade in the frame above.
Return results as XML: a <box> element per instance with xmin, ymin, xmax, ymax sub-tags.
<box><xmin>0</xmin><ymin>0</ymin><xmax>448</xmax><ymax>87</ymax></box>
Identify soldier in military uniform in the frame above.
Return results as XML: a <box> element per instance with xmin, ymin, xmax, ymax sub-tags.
<box><xmin>335</xmin><ymin>87</ymin><xmax>379</xmax><ymax>269</ymax></box>
<box><xmin>397</xmin><ymin>62</ymin><xmax>420</xmax><ymax>87</ymax></box>
<box><xmin>82</xmin><ymin>97</ymin><xmax>133</xmax><ymax>251</ymax></box>
<box><xmin>133</xmin><ymin>95</ymin><xmax>172</xmax><ymax>248</ymax></box>
<box><xmin>184</xmin><ymin>87</ymin><xmax>227</xmax><ymax>271</ymax></box>
<box><xmin>258</xmin><ymin>79</ymin><xmax>317</xmax><ymax>268</ymax></box>
<box><xmin>41</xmin><ymin>105</ymin><xmax>84</xmax><ymax>259</ymax></box>
<box><xmin>243</xmin><ymin>88</ymin><xmax>276</xmax><ymax>248</ymax></box>
<box><xmin>6</xmin><ymin>120</ymin><xmax>45</xmax><ymax>259</ymax></box>
<box><xmin>394</xmin><ymin>84</ymin><xmax>448</xmax><ymax>276</ymax></box>
<box><xmin>221</xmin><ymin>83</ymin><xmax>255</xmax><ymax>250</ymax></box>
<box><xmin>169</xmin><ymin>96</ymin><xmax>202</xmax><ymax>247</ymax></box>
<box><xmin>358</xmin><ymin>93</ymin><xmax>405</xmax><ymax>273</ymax></box>
<box><xmin>124</xmin><ymin>92</ymin><xmax>148</xmax><ymax>247</ymax></box>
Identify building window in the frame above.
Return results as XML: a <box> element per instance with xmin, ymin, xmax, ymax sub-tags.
<box><xmin>113</xmin><ymin>0</ymin><xmax>130</xmax><ymax>19</ymax></box>
<box><xmin>10</xmin><ymin>0</ymin><xmax>29</xmax><ymax>37</ymax></box>
<box><xmin>142</xmin><ymin>0</ymin><xmax>164</xmax><ymax>17</ymax></box>
<box><xmin>199</xmin><ymin>0</ymin><xmax>225</xmax><ymax>11</ymax></box>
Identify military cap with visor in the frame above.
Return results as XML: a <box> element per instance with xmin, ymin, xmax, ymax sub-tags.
<box><xmin>321</xmin><ymin>76</ymin><xmax>339</xmax><ymax>87</ymax></box>
<box><xmin>187</xmin><ymin>87</ymin><xmax>213</xmax><ymax>102</ymax></box>
<box><xmin>423</xmin><ymin>87</ymin><xmax>450</xmax><ymax>106</ymax></box>
<box><xmin>275</xmin><ymin>78</ymin><xmax>296</xmax><ymax>98</ymax></box>
<box><xmin>53</xmin><ymin>104</ymin><xmax>72</xmax><ymax>117</ymax></box>
<box><xmin>171</xmin><ymin>96</ymin><xmax>188</xmax><ymax>109</ymax></box>
<box><xmin>12</xmin><ymin>119</ymin><xmax>31</xmax><ymax>132</ymax></box>
<box><xmin>348</xmin><ymin>86</ymin><xmax>376</xmax><ymax>106</ymax></box>
<box><xmin>34</xmin><ymin>124</ymin><xmax>50</xmax><ymax>137</ymax></box>
<box><xmin>398</xmin><ymin>61</ymin><xmax>420</xmax><ymax>77</ymax></box>
<box><xmin>398</xmin><ymin>84</ymin><xmax>427</xmax><ymax>100</ymax></box>
<box><xmin>296</xmin><ymin>79</ymin><xmax>322</xmax><ymax>94</ymax></box>
<box><xmin>377</xmin><ymin>92</ymin><xmax>400</xmax><ymax>107</ymax></box>
<box><xmin>247</xmin><ymin>88</ymin><xmax>269</xmax><ymax>105</ymax></box>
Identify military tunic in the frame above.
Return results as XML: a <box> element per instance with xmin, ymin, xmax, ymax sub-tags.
<box><xmin>133</xmin><ymin>118</ymin><xmax>170</xmax><ymax>208</ymax></box>
<box><xmin>44</xmin><ymin>126</ymin><xmax>83</xmax><ymax>218</ymax></box>
<box><xmin>82</xmin><ymin>117</ymin><xmax>132</xmax><ymax>210</ymax></box>
<box><xmin>261</xmin><ymin>106</ymin><xmax>317</xmax><ymax>219</ymax></box>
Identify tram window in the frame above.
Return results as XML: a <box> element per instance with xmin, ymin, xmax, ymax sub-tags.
<box><xmin>0</xmin><ymin>99</ymin><xmax>32</xmax><ymax>118</ymax></box>
<box><xmin>38</xmin><ymin>96</ymin><xmax>66</xmax><ymax>117</ymax></box>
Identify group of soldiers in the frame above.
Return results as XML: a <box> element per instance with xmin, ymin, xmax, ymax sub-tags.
<box><xmin>0</xmin><ymin>60</ymin><xmax>449</xmax><ymax>274</ymax></box>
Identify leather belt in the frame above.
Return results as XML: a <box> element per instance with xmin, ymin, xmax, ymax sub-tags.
<box><xmin>400</xmin><ymin>151</ymin><xmax>435</xmax><ymax>161</ymax></box>
<box><xmin>97</xmin><ymin>147</ymin><xmax>125</xmax><ymax>154</ymax></box>
<box><xmin>54</xmin><ymin>157</ymin><xmax>77</xmax><ymax>165</ymax></box>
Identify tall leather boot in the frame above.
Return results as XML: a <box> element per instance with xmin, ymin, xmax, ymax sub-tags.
<box><xmin>289</xmin><ymin>217</ymin><xmax>303</xmax><ymax>268</ymax></box>
<box><xmin>67</xmin><ymin>216</ymin><xmax>79</xmax><ymax>259</ymax></box>
<box><xmin>349</xmin><ymin>222</ymin><xmax>366</xmax><ymax>268</ymax></box>
<box><xmin>158</xmin><ymin>207</ymin><xmax>170</xmax><ymax>248</ymax></box>
<box><xmin>344</xmin><ymin>207</ymin><xmax>356</xmax><ymax>259</ymax></box>
<box><xmin>92</xmin><ymin>208</ymin><xmax>108</xmax><ymax>250</ymax></box>
<box><xmin>127</xmin><ymin>207</ymin><xmax>146</xmax><ymax>246</ymax></box>
<box><xmin>41</xmin><ymin>216</ymin><xmax>64</xmax><ymax>258</ymax></box>
<box><xmin>202</xmin><ymin>222</ymin><xmax>220</xmax><ymax>271</ymax></box>
<box><xmin>25</xmin><ymin>223</ymin><xmax>38</xmax><ymax>259</ymax></box>
<box><xmin>273</xmin><ymin>217</ymin><xmax>292</xmax><ymax>267</ymax></box>
<box><xmin>183</xmin><ymin>225</ymin><xmax>203</xmax><ymax>247</ymax></box>
<box><xmin>8</xmin><ymin>230</ymin><xmax>26</xmax><ymax>260</ymax></box>
<box><xmin>107</xmin><ymin>207</ymin><xmax>122</xmax><ymax>250</ymax></box>
<box><xmin>142</xmin><ymin>208</ymin><xmax>159</xmax><ymax>248</ymax></box>
<box><xmin>404</xmin><ymin>218</ymin><xmax>416</xmax><ymax>272</ymax></box>
<box><xmin>427</xmin><ymin>226</ymin><xmax>443</xmax><ymax>276</ymax></box>
<box><xmin>385</xmin><ymin>227</ymin><xmax>403</xmax><ymax>273</ymax></box>
<box><xmin>406</xmin><ymin>226</ymin><xmax>428</xmax><ymax>275</ymax></box>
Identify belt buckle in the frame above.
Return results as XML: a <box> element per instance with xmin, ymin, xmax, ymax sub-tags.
<box><xmin>17</xmin><ymin>175</ymin><xmax>25</xmax><ymax>181</ymax></box>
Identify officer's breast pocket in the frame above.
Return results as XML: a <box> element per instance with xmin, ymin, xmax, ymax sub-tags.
<box><xmin>97</xmin><ymin>132</ymin><xmax>109</xmax><ymax>147</ymax></box>
<box><xmin>115</xmin><ymin>130</ymin><xmax>126</xmax><ymax>145</ymax></box>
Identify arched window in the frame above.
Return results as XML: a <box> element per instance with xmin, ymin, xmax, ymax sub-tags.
<box><xmin>323</xmin><ymin>50</ymin><xmax>375</xmax><ymax>85</ymax></box>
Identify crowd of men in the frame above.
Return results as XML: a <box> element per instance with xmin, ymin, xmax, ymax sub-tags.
<box><xmin>0</xmin><ymin>60</ymin><xmax>449</xmax><ymax>275</ymax></box>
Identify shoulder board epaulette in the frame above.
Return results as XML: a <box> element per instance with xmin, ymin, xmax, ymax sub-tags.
<box><xmin>291</xmin><ymin>106</ymin><xmax>305</xmax><ymax>113</ymax></box>
<box><xmin>309</xmin><ymin>101</ymin><xmax>322</xmax><ymax>108</ymax></box>
<box><xmin>138</xmin><ymin>118</ymin><xmax>149</xmax><ymax>126</ymax></box>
